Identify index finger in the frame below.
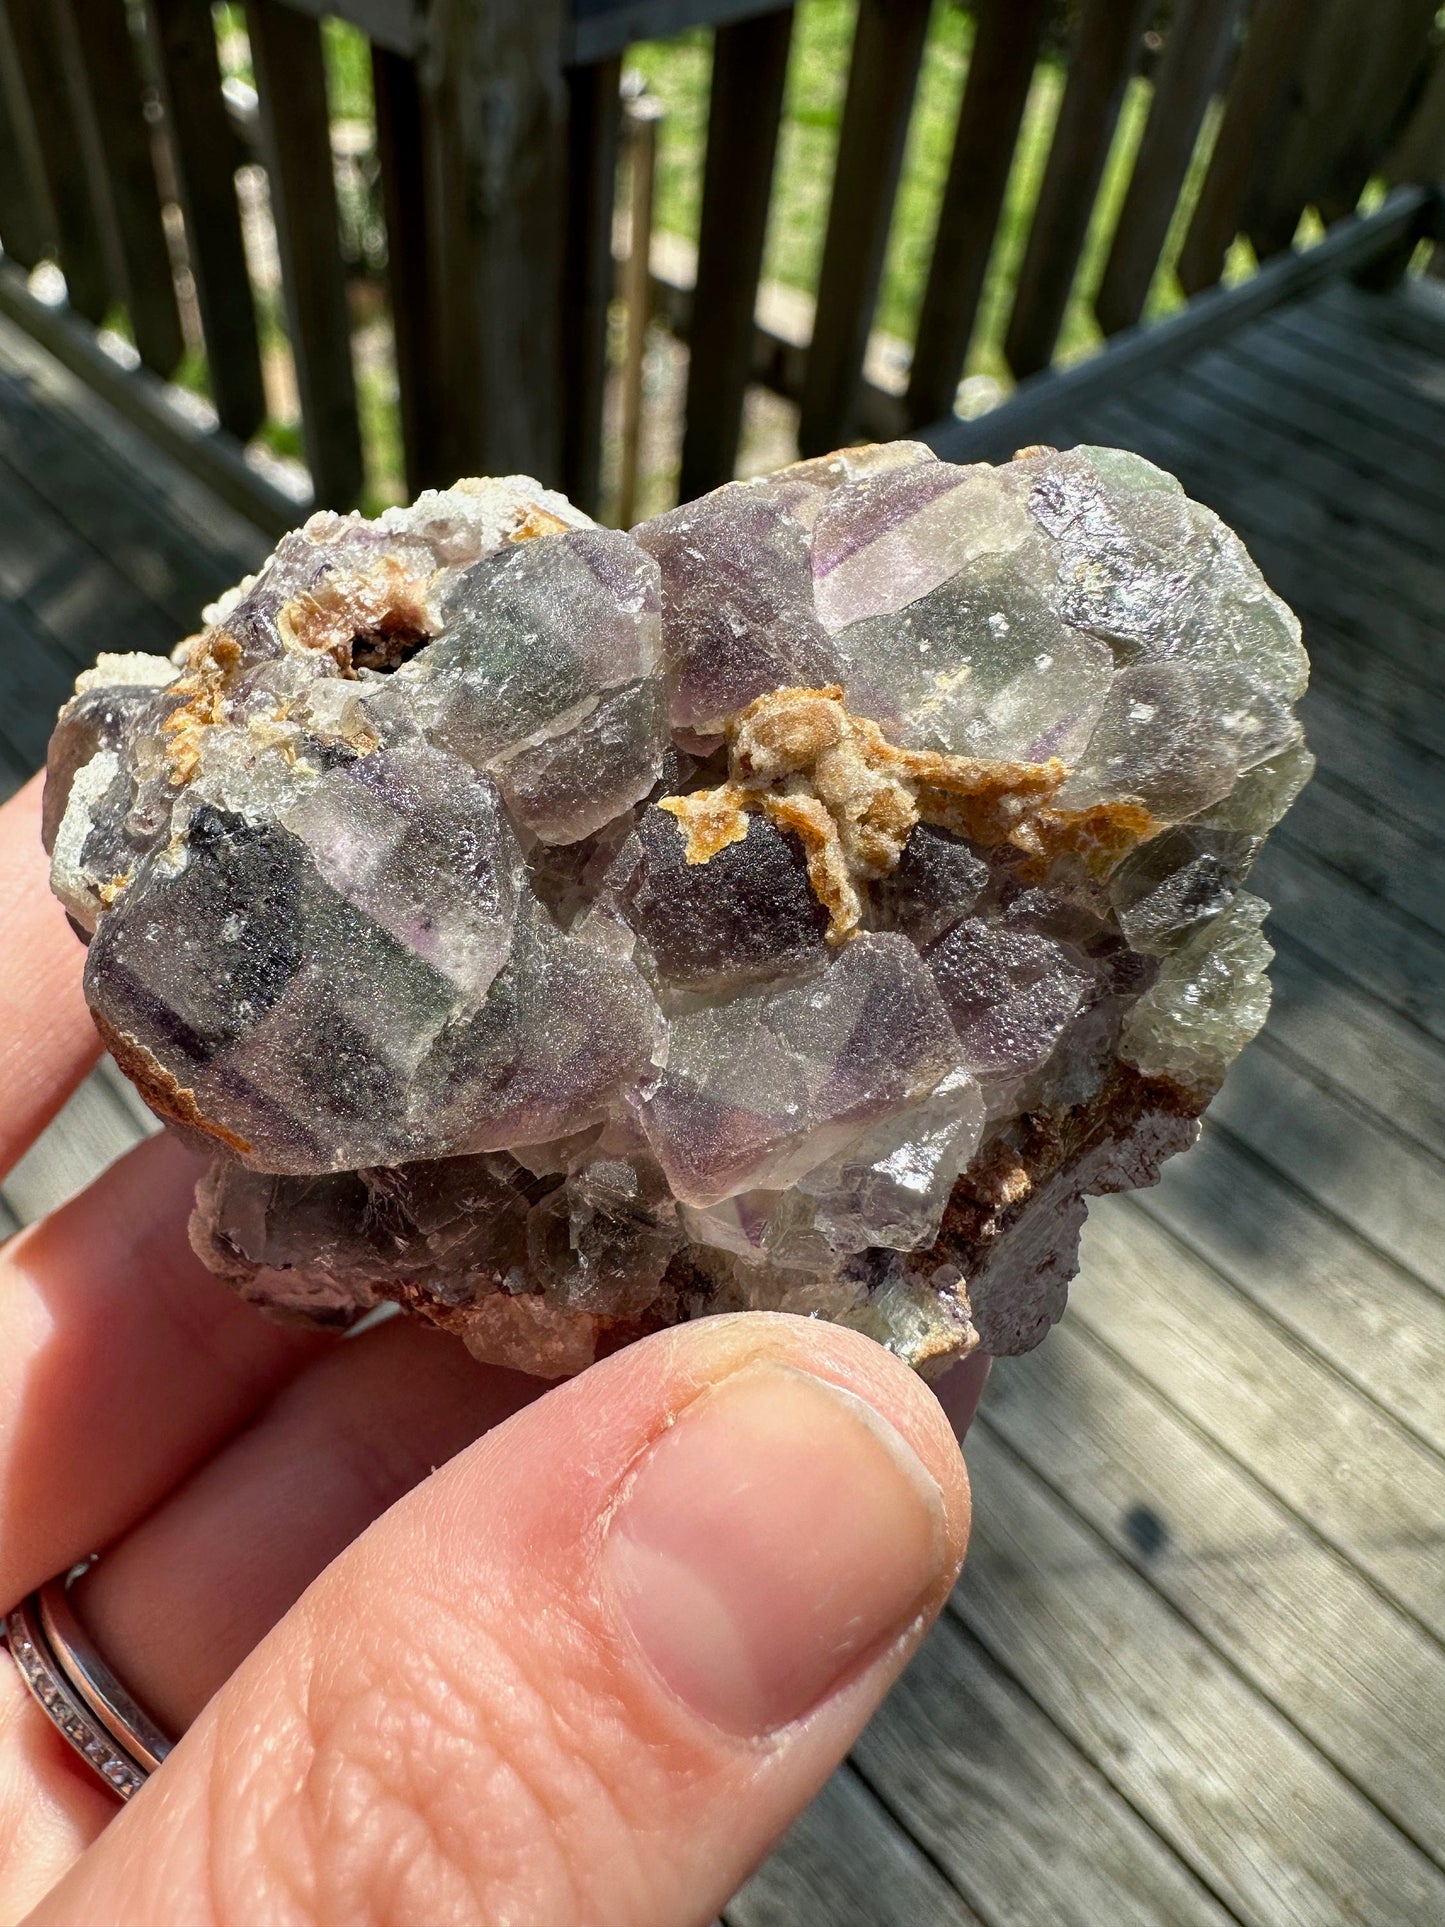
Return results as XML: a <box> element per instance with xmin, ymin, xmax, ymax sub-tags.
<box><xmin>0</xmin><ymin>772</ymin><xmax>101</xmax><ymax>1180</ymax></box>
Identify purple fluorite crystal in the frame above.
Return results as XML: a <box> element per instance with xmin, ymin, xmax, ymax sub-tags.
<box><xmin>44</xmin><ymin>446</ymin><xmax>1310</xmax><ymax>1377</ymax></box>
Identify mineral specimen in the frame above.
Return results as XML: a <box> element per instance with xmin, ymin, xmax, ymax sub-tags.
<box><xmin>44</xmin><ymin>446</ymin><xmax>1311</xmax><ymax>1379</ymax></box>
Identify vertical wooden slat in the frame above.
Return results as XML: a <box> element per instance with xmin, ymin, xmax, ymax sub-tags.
<box><xmin>561</xmin><ymin>54</ymin><xmax>622</xmax><ymax>517</ymax></box>
<box><xmin>0</xmin><ymin>5</ymin><xmax>49</xmax><ymax>270</ymax></box>
<box><xmin>1094</xmin><ymin>0</ymin><xmax>1244</xmax><ymax>336</ymax></box>
<box><xmin>1003</xmin><ymin>0</ymin><xmax>1154</xmax><ymax>379</ymax></box>
<box><xmin>246</xmin><ymin>0</ymin><xmax>363</xmax><ymax>508</ymax></box>
<box><xmin>679</xmin><ymin>7</ymin><xmax>793</xmax><ymax>501</ymax></box>
<box><xmin>1314</xmin><ymin>0</ymin><xmax>1441</xmax><ymax>222</ymax></box>
<box><xmin>797</xmin><ymin>0</ymin><xmax>930</xmax><ymax>459</ymax></box>
<box><xmin>1176</xmin><ymin>0</ymin><xmax>1320</xmax><ymax>297</ymax></box>
<box><xmin>420</xmin><ymin>0</ymin><xmax>570</xmax><ymax>484</ymax></box>
<box><xmin>616</xmin><ymin>96</ymin><xmax>659</xmax><ymax>529</ymax></box>
<box><xmin>1384</xmin><ymin>34</ymin><xmax>1445</xmax><ymax>190</ymax></box>
<box><xmin>1244</xmin><ymin>0</ymin><xmax>1369</xmax><ymax>258</ymax></box>
<box><xmin>372</xmin><ymin>46</ymin><xmax>439</xmax><ymax>497</ymax></box>
<box><xmin>905</xmin><ymin>0</ymin><xmax>1051</xmax><ymax>430</ymax></box>
<box><xmin>66</xmin><ymin>0</ymin><xmax>183</xmax><ymax>375</ymax></box>
<box><xmin>3</xmin><ymin>0</ymin><xmax>113</xmax><ymax>320</ymax></box>
<box><xmin>147</xmin><ymin>0</ymin><xmax>266</xmax><ymax>440</ymax></box>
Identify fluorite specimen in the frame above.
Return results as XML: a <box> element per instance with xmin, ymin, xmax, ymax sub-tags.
<box><xmin>44</xmin><ymin>445</ymin><xmax>1311</xmax><ymax>1378</ymax></box>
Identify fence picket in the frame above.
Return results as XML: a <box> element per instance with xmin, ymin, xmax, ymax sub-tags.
<box><xmin>371</xmin><ymin>46</ymin><xmax>439</xmax><ymax>496</ymax></box>
<box><xmin>906</xmin><ymin>0</ymin><xmax>1050</xmax><ymax>428</ymax></box>
<box><xmin>147</xmin><ymin>0</ymin><xmax>266</xmax><ymax>440</ymax></box>
<box><xmin>1177</xmin><ymin>0</ymin><xmax>1319</xmax><ymax>296</ymax></box>
<box><xmin>247</xmin><ymin>0</ymin><xmax>363</xmax><ymax>507</ymax></box>
<box><xmin>1095</xmin><ymin>0</ymin><xmax>1243</xmax><ymax>336</ymax></box>
<box><xmin>1004</xmin><ymin>0</ymin><xmax>1153</xmax><ymax>379</ymax></box>
<box><xmin>797</xmin><ymin>0</ymin><xmax>929</xmax><ymax>458</ymax></box>
<box><xmin>1313</xmin><ymin>0</ymin><xmax>1440</xmax><ymax>223</ymax></box>
<box><xmin>679</xmin><ymin>7</ymin><xmax>793</xmax><ymax>500</ymax></box>
<box><xmin>561</xmin><ymin>55</ymin><xmax>622</xmax><ymax>517</ymax></box>
<box><xmin>3</xmin><ymin>0</ymin><xmax>112</xmax><ymax>322</ymax></box>
<box><xmin>0</xmin><ymin>7</ymin><xmax>48</xmax><ymax>271</ymax></box>
<box><xmin>66</xmin><ymin>0</ymin><xmax>184</xmax><ymax>376</ymax></box>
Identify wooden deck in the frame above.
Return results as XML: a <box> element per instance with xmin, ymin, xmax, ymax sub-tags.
<box><xmin>1</xmin><ymin>275</ymin><xmax>1443</xmax><ymax>1925</ymax></box>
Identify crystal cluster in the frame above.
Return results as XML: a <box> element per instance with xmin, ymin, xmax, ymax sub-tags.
<box><xmin>44</xmin><ymin>445</ymin><xmax>1310</xmax><ymax>1378</ymax></box>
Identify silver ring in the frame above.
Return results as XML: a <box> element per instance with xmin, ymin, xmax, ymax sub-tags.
<box><xmin>3</xmin><ymin>1578</ymin><xmax>174</xmax><ymax>1800</ymax></box>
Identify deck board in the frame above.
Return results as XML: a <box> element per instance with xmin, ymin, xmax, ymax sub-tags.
<box><xmin>1</xmin><ymin>274</ymin><xmax>1443</xmax><ymax>1927</ymax></box>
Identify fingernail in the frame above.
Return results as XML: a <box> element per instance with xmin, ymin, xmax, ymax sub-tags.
<box><xmin>602</xmin><ymin>1364</ymin><xmax>947</xmax><ymax>1736</ymax></box>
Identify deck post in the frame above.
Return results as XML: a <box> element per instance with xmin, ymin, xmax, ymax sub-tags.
<box><xmin>416</xmin><ymin>0</ymin><xmax>570</xmax><ymax>488</ymax></box>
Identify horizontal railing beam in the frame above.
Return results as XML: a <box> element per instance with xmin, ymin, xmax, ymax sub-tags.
<box><xmin>924</xmin><ymin>185</ymin><xmax>1442</xmax><ymax>464</ymax></box>
<box><xmin>0</xmin><ymin>259</ymin><xmax>308</xmax><ymax>537</ymax></box>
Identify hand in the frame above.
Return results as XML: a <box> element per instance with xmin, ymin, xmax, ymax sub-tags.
<box><xmin>0</xmin><ymin>772</ymin><xmax>979</xmax><ymax>1927</ymax></box>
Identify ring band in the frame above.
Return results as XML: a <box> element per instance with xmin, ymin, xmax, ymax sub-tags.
<box><xmin>3</xmin><ymin>1578</ymin><xmax>174</xmax><ymax>1800</ymax></box>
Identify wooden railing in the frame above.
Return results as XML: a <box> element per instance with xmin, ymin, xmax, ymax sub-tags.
<box><xmin>0</xmin><ymin>0</ymin><xmax>1441</xmax><ymax>535</ymax></box>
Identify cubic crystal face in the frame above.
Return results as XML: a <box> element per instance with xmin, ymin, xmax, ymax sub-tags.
<box><xmin>45</xmin><ymin>447</ymin><xmax>1311</xmax><ymax>1378</ymax></box>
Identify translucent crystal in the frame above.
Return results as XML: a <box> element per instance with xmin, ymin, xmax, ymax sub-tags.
<box><xmin>46</xmin><ymin>452</ymin><xmax>1309</xmax><ymax>1378</ymax></box>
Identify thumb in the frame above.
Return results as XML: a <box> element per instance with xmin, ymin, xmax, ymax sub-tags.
<box><xmin>30</xmin><ymin>1314</ymin><xmax>970</xmax><ymax>1927</ymax></box>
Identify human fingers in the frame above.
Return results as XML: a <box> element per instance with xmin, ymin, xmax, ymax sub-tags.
<box><xmin>0</xmin><ymin>1132</ymin><xmax>329</xmax><ymax>1608</ymax></box>
<box><xmin>74</xmin><ymin>1317</ymin><xmax>542</xmax><ymax>1733</ymax></box>
<box><xmin>0</xmin><ymin>1320</ymin><xmax>541</xmax><ymax>1910</ymax></box>
<box><xmin>31</xmin><ymin>1313</ymin><xmax>969</xmax><ymax>1927</ymax></box>
<box><xmin>0</xmin><ymin>774</ymin><xmax>101</xmax><ymax>1178</ymax></box>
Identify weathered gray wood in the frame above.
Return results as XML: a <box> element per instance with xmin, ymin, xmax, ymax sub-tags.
<box><xmin>0</xmin><ymin>330</ymin><xmax>265</xmax><ymax>630</ymax></box>
<box><xmin>851</xmin><ymin>1617</ymin><xmax>1237</xmax><ymax>1926</ymax></box>
<box><xmin>64</xmin><ymin>0</ymin><xmax>183</xmax><ymax>377</ymax></box>
<box><xmin>0</xmin><ymin>303</ymin><xmax>268</xmax><ymax>576</ymax></box>
<box><xmin>1255</xmin><ymin>935</ymin><xmax>1445</xmax><ymax>1163</ymax></box>
<box><xmin>0</xmin><ymin>2</ymin><xmax>49</xmax><ymax>270</ymax></box>
<box><xmin>0</xmin><ymin>260</ymin><xmax>296</xmax><ymax>539</ymax></box>
<box><xmin>1266</xmin><ymin>925</ymin><xmax>1445</xmax><ymax>1149</ymax></box>
<box><xmin>797</xmin><ymin>0</ymin><xmax>930</xmax><ymax>457</ymax></box>
<box><xmin>1213</xmin><ymin>1019</ymin><xmax>1445</xmax><ymax>1294</ymax></box>
<box><xmin>1156</xmin><ymin>360</ymin><xmax>1445</xmax><ymax>568</ymax></box>
<box><xmin>956</xmin><ymin>1418</ymin><xmax>1445</xmax><ymax>1925</ymax></box>
<box><xmin>1144</xmin><ymin>1117</ymin><xmax>1445</xmax><ymax>1459</ymax></box>
<box><xmin>560</xmin><ymin>55</ymin><xmax>622</xmax><ymax>517</ymax></box>
<box><xmin>1184</xmin><ymin>330</ymin><xmax>1445</xmax><ymax>516</ymax></box>
<box><xmin>1073</xmin><ymin>1199</ymin><xmax>1445</xmax><ymax>1643</ymax></box>
<box><xmin>1253</xmin><ymin>840</ymin><xmax>1445</xmax><ymax>1050</ymax></box>
<box><xmin>0</xmin><ymin>596</ymin><xmax>85</xmax><ymax>769</ymax></box>
<box><xmin>1296</xmin><ymin>687</ymin><xmax>1445</xmax><ymax>846</ymax></box>
<box><xmin>420</xmin><ymin>0</ymin><xmax>569</xmax><ymax>482</ymax></box>
<box><xmin>986</xmin><ymin>1315</ymin><xmax>1445</xmax><ymax>1868</ymax></box>
<box><xmin>728</xmin><ymin>1763</ymin><xmax>981</xmax><ymax>1927</ymax></box>
<box><xmin>2</xmin><ymin>0</ymin><xmax>113</xmax><ymax>322</ymax></box>
<box><xmin>1259</xmin><ymin>299</ymin><xmax>1445</xmax><ymax>449</ymax></box>
<box><xmin>905</xmin><ymin>0</ymin><xmax>1051</xmax><ymax>426</ymax></box>
<box><xmin>678</xmin><ymin>7</ymin><xmax>794</xmax><ymax>501</ymax></box>
<box><xmin>1004</xmin><ymin>0</ymin><xmax>1153</xmax><ymax>377</ymax></box>
<box><xmin>247</xmin><ymin>0</ymin><xmax>364</xmax><ymax>510</ymax></box>
<box><xmin>1095</xmin><ymin>0</ymin><xmax>1243</xmax><ymax>335</ymax></box>
<box><xmin>1177</xmin><ymin>0</ymin><xmax>1319</xmax><ymax>294</ymax></box>
<box><xmin>924</xmin><ymin>187</ymin><xmax>1436</xmax><ymax>463</ymax></box>
<box><xmin>1279</xmin><ymin>774</ymin><xmax>1445</xmax><ymax>947</ymax></box>
<box><xmin>146</xmin><ymin>0</ymin><xmax>266</xmax><ymax>443</ymax></box>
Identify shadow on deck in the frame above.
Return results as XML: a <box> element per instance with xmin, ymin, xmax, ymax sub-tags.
<box><xmin>0</xmin><ymin>274</ymin><xmax>1442</xmax><ymax>1927</ymax></box>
